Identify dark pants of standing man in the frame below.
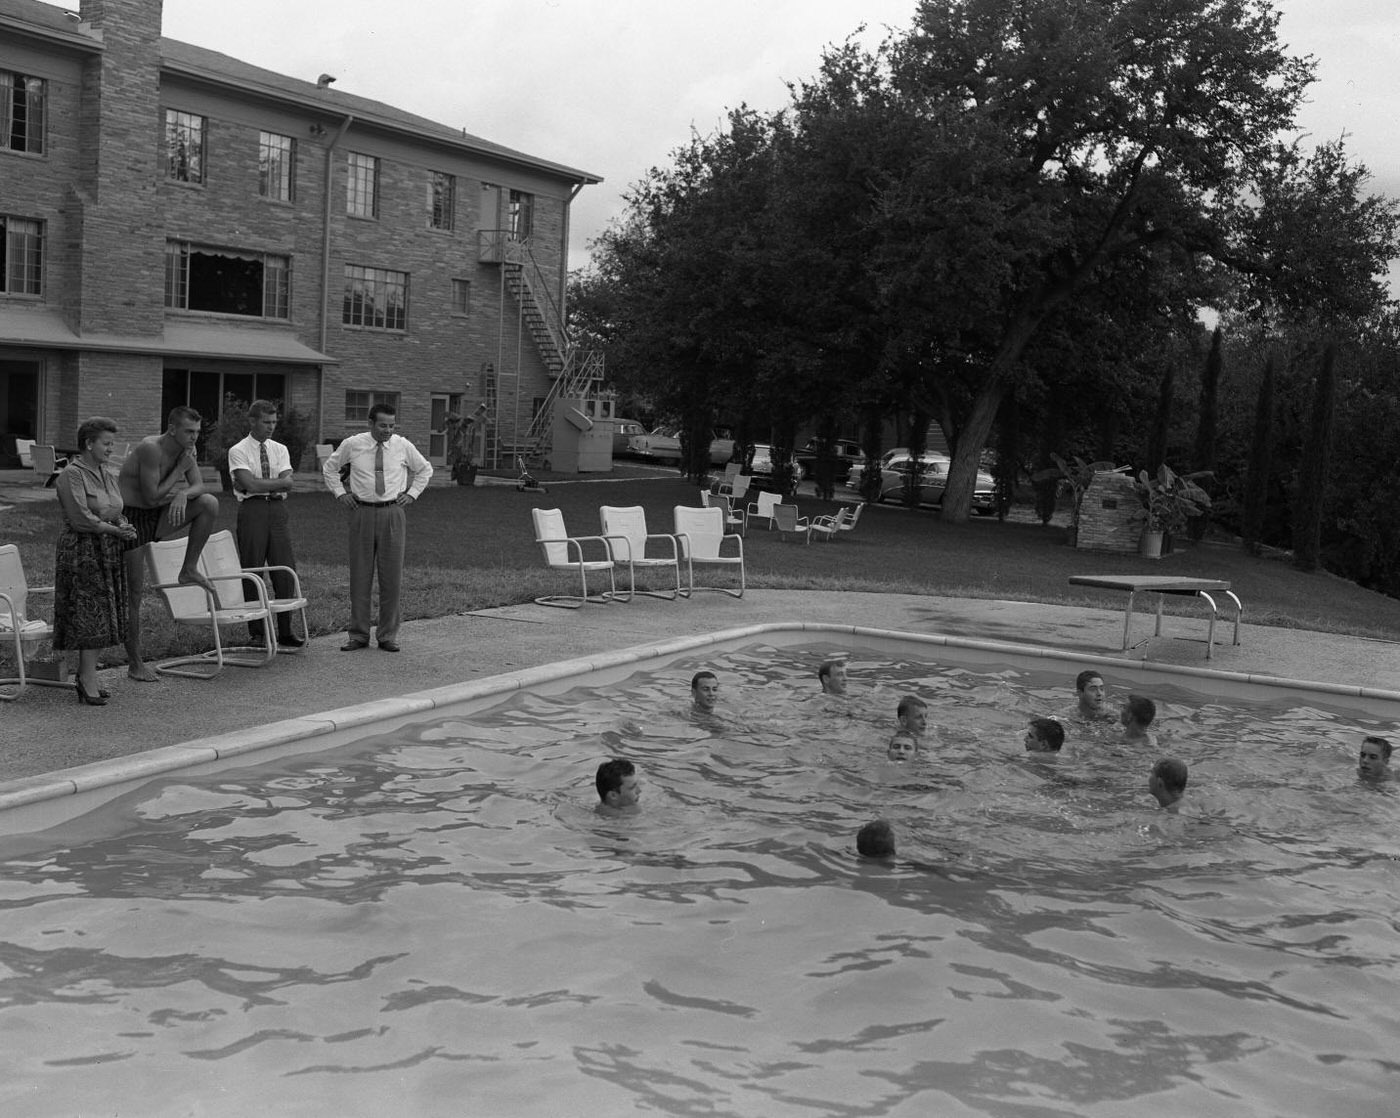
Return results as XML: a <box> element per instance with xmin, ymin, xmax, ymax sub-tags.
<box><xmin>348</xmin><ymin>503</ymin><xmax>405</xmax><ymax>645</ymax></box>
<box><xmin>237</xmin><ymin>498</ymin><xmax>298</xmax><ymax>643</ymax></box>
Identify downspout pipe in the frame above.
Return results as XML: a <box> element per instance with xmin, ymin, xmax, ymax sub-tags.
<box><xmin>316</xmin><ymin>114</ymin><xmax>355</xmax><ymax>443</ymax></box>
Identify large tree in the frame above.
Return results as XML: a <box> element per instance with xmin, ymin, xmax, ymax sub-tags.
<box><xmin>845</xmin><ymin>0</ymin><xmax>1314</xmax><ymax>518</ymax></box>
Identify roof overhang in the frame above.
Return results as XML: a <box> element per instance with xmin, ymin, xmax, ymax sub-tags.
<box><xmin>0</xmin><ymin>307</ymin><xmax>338</xmax><ymax>365</ymax></box>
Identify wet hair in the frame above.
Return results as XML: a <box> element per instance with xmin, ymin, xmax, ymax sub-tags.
<box><xmin>856</xmin><ymin>819</ymin><xmax>896</xmax><ymax>858</ymax></box>
<box><xmin>1125</xmin><ymin>694</ymin><xmax>1156</xmax><ymax>727</ymax></box>
<box><xmin>167</xmin><ymin>405</ymin><xmax>202</xmax><ymax>428</ymax></box>
<box><xmin>896</xmin><ymin>695</ymin><xmax>926</xmax><ymax>719</ymax></box>
<box><xmin>1076</xmin><ymin>670</ymin><xmax>1104</xmax><ymax>693</ymax></box>
<box><xmin>75</xmin><ymin>416</ymin><xmax>118</xmax><ymax>451</ymax></box>
<box><xmin>368</xmin><ymin>402</ymin><xmax>397</xmax><ymax>422</ymax></box>
<box><xmin>818</xmin><ymin>659</ymin><xmax>844</xmax><ymax>683</ymax></box>
<box><xmin>248</xmin><ymin>399</ymin><xmax>278</xmax><ymax>420</ymax></box>
<box><xmin>1363</xmin><ymin>735</ymin><xmax>1393</xmax><ymax>761</ymax></box>
<box><xmin>1152</xmin><ymin>758</ymin><xmax>1188</xmax><ymax>795</ymax></box>
<box><xmin>691</xmin><ymin>670</ymin><xmax>717</xmax><ymax>692</ymax></box>
<box><xmin>595</xmin><ymin>758</ymin><xmax>635</xmax><ymax>802</ymax></box>
<box><xmin>1029</xmin><ymin>717</ymin><xmax>1065</xmax><ymax>751</ymax></box>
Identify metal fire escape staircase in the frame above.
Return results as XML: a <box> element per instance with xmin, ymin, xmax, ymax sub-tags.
<box><xmin>480</xmin><ymin>231</ymin><xmax>604</xmax><ymax>467</ymax></box>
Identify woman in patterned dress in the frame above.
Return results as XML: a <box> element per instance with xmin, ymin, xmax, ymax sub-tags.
<box><xmin>52</xmin><ymin>417</ymin><xmax>138</xmax><ymax>705</ymax></box>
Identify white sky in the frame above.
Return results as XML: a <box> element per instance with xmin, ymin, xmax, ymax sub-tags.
<box><xmin>57</xmin><ymin>1</ymin><xmax>1400</xmax><ymax>280</ymax></box>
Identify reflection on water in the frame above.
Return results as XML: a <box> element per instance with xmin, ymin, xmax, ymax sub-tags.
<box><xmin>1</xmin><ymin>643</ymin><xmax>1398</xmax><ymax>1116</ymax></box>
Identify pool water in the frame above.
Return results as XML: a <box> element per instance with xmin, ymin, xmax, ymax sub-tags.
<box><xmin>2</xmin><ymin>642</ymin><xmax>1398</xmax><ymax>1116</ymax></box>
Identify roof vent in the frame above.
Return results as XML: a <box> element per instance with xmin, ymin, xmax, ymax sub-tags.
<box><xmin>316</xmin><ymin>74</ymin><xmax>337</xmax><ymax>89</ymax></box>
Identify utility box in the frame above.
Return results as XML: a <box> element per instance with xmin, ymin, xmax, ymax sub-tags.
<box><xmin>551</xmin><ymin>397</ymin><xmax>614</xmax><ymax>473</ymax></box>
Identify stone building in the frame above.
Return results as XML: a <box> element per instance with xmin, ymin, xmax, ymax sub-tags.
<box><xmin>0</xmin><ymin>0</ymin><xmax>601</xmax><ymax>468</ymax></box>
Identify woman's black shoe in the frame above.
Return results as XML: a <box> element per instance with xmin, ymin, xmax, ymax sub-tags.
<box><xmin>75</xmin><ymin>680</ymin><xmax>108</xmax><ymax>706</ymax></box>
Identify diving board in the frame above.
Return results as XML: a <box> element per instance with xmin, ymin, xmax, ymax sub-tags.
<box><xmin>1068</xmin><ymin>575</ymin><xmax>1243</xmax><ymax>660</ymax></box>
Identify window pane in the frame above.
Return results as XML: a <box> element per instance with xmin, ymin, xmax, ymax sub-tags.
<box><xmin>347</xmin><ymin>152</ymin><xmax>378</xmax><ymax>217</ymax></box>
<box><xmin>166</xmin><ymin>110</ymin><xmax>205</xmax><ymax>183</ymax></box>
<box><xmin>431</xmin><ymin>172</ymin><xmax>454</xmax><ymax>230</ymax></box>
<box><xmin>342</xmin><ymin>264</ymin><xmax>407</xmax><ymax>331</ymax></box>
<box><xmin>259</xmin><ymin>132</ymin><xmax>294</xmax><ymax>201</ymax></box>
<box><xmin>2</xmin><ymin>70</ymin><xmax>46</xmax><ymax>155</ymax></box>
<box><xmin>4</xmin><ymin>218</ymin><xmax>42</xmax><ymax>295</ymax></box>
<box><xmin>451</xmin><ymin>278</ymin><xmax>470</xmax><ymax>314</ymax></box>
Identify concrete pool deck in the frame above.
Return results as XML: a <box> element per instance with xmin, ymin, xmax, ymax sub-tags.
<box><xmin>5</xmin><ymin>585</ymin><xmax>1400</xmax><ymax>795</ymax></box>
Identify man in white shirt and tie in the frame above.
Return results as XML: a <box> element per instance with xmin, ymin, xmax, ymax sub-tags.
<box><xmin>228</xmin><ymin>400</ymin><xmax>302</xmax><ymax>649</ymax></box>
<box><xmin>322</xmin><ymin>403</ymin><xmax>433</xmax><ymax>652</ymax></box>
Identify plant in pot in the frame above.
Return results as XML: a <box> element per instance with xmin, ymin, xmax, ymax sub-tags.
<box><xmin>1133</xmin><ymin>464</ymin><xmax>1212</xmax><ymax>557</ymax></box>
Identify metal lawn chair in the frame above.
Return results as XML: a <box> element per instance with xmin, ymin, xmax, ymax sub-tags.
<box><xmin>30</xmin><ymin>445</ymin><xmax>68</xmax><ymax>487</ymax></box>
<box><xmin>599</xmin><ymin>505</ymin><xmax>684</xmax><ymax>600</ymax></box>
<box><xmin>0</xmin><ymin>544</ymin><xmax>69</xmax><ymax>701</ymax></box>
<box><xmin>145</xmin><ymin>536</ymin><xmax>276</xmax><ymax>679</ymax></box>
<box><xmin>673</xmin><ymin>504</ymin><xmax>745</xmax><ymax>598</ymax></box>
<box><xmin>773</xmin><ymin>502</ymin><xmax>813</xmax><ymax>543</ymax></box>
<box><xmin>532</xmin><ymin>508</ymin><xmax>622</xmax><ymax>608</ymax></box>
<box><xmin>202</xmin><ymin>530</ymin><xmax>308</xmax><ymax>652</ymax></box>
<box><xmin>744</xmin><ymin>490</ymin><xmax>782</xmax><ymax>535</ymax></box>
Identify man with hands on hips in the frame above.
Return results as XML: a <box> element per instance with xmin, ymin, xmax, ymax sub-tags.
<box><xmin>322</xmin><ymin>403</ymin><xmax>433</xmax><ymax>652</ymax></box>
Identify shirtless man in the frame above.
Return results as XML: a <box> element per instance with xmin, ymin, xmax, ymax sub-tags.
<box><xmin>118</xmin><ymin>405</ymin><xmax>220</xmax><ymax>680</ymax></box>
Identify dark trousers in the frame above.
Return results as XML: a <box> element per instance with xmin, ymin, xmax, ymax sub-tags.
<box><xmin>348</xmin><ymin>502</ymin><xmax>405</xmax><ymax>644</ymax></box>
<box><xmin>236</xmin><ymin>498</ymin><xmax>298</xmax><ymax>641</ymax></box>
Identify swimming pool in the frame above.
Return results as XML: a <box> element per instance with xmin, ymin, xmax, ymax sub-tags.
<box><xmin>2</xmin><ymin>628</ymin><xmax>1397</xmax><ymax>1116</ymax></box>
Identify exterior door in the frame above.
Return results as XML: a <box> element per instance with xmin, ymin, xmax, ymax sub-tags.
<box><xmin>429</xmin><ymin>393</ymin><xmax>462</xmax><ymax>463</ymax></box>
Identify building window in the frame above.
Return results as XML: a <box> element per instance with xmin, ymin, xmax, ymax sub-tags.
<box><xmin>1</xmin><ymin>70</ymin><xmax>45</xmax><ymax>155</ymax></box>
<box><xmin>344</xmin><ymin>389</ymin><xmax>400</xmax><ymax>433</ymax></box>
<box><xmin>165</xmin><ymin>110</ymin><xmax>206</xmax><ymax>184</ymax></box>
<box><xmin>165</xmin><ymin>241</ymin><xmax>291</xmax><ymax>319</ymax></box>
<box><xmin>1</xmin><ymin>216</ymin><xmax>43</xmax><ymax>295</ymax></box>
<box><xmin>343</xmin><ymin>264</ymin><xmax>407</xmax><ymax>331</ymax></box>
<box><xmin>347</xmin><ymin>152</ymin><xmax>379</xmax><ymax>217</ymax></box>
<box><xmin>259</xmin><ymin>131</ymin><xmax>295</xmax><ymax>201</ymax></box>
<box><xmin>451</xmin><ymin>278</ymin><xmax>470</xmax><ymax>315</ymax></box>
<box><xmin>508</xmin><ymin>189</ymin><xmax>534</xmax><ymax>240</ymax></box>
<box><xmin>430</xmin><ymin>171</ymin><xmax>455</xmax><ymax>230</ymax></box>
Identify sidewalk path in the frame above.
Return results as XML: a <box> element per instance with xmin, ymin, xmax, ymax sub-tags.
<box><xmin>5</xmin><ymin>588</ymin><xmax>1400</xmax><ymax>783</ymax></box>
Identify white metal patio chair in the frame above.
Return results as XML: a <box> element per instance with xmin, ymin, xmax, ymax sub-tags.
<box><xmin>744</xmin><ymin>490</ymin><xmax>782</xmax><ymax>535</ymax></box>
<box><xmin>202</xmin><ymin>530</ymin><xmax>308</xmax><ymax>652</ymax></box>
<box><xmin>145</xmin><ymin>536</ymin><xmax>275</xmax><ymax>679</ymax></box>
<box><xmin>809</xmin><ymin>505</ymin><xmax>860</xmax><ymax>543</ymax></box>
<box><xmin>711</xmin><ymin>494</ymin><xmax>747</xmax><ymax>534</ymax></box>
<box><xmin>30</xmin><ymin>445</ymin><xmax>68</xmax><ymax>487</ymax></box>
<box><xmin>532</xmin><ymin>508</ymin><xmax>623</xmax><ymax>608</ymax></box>
<box><xmin>0</xmin><ymin>544</ymin><xmax>70</xmax><ymax>701</ymax></box>
<box><xmin>599</xmin><ymin>505</ymin><xmax>684</xmax><ymax>600</ymax></box>
<box><xmin>773</xmin><ymin>502</ymin><xmax>813</xmax><ymax>543</ymax></box>
<box><xmin>14</xmin><ymin>438</ymin><xmax>35</xmax><ymax>469</ymax></box>
<box><xmin>710</xmin><ymin>462</ymin><xmax>741</xmax><ymax>495</ymax></box>
<box><xmin>673</xmin><ymin>504</ymin><xmax>745</xmax><ymax>598</ymax></box>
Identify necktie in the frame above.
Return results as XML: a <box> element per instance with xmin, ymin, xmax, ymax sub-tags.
<box><xmin>374</xmin><ymin>441</ymin><xmax>386</xmax><ymax>496</ymax></box>
<box><xmin>259</xmin><ymin>441</ymin><xmax>270</xmax><ymax>479</ymax></box>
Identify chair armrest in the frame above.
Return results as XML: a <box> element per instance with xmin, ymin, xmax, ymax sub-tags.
<box><xmin>601</xmin><ymin>532</ymin><xmax>635</xmax><ymax>561</ymax></box>
<box><xmin>645</xmin><ymin>532</ymin><xmax>681</xmax><ymax>557</ymax></box>
<box><xmin>241</xmin><ymin>563</ymin><xmax>305</xmax><ymax>598</ymax></box>
<box><xmin>563</xmin><ymin>534</ymin><xmax>613</xmax><ymax>563</ymax></box>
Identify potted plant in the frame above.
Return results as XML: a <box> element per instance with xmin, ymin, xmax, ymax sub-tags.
<box><xmin>1133</xmin><ymin>464</ymin><xmax>1212</xmax><ymax>557</ymax></box>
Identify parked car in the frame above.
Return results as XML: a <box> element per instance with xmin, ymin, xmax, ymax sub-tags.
<box><xmin>846</xmin><ymin>447</ymin><xmax>908</xmax><ymax>490</ymax></box>
<box><xmin>745</xmin><ymin>443</ymin><xmax>805</xmax><ymax>492</ymax></box>
<box><xmin>795</xmin><ymin>437</ymin><xmax>864</xmax><ymax>479</ymax></box>
<box><xmin>609</xmin><ymin>418</ymin><xmax>646</xmax><ymax>458</ymax></box>
<box><xmin>878</xmin><ymin>454</ymin><xmax>997</xmax><ymax>513</ymax></box>
<box><xmin>627</xmin><ymin>426</ymin><xmax>735</xmax><ymax>466</ymax></box>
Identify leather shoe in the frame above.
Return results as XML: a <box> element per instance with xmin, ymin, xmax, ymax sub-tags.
<box><xmin>340</xmin><ymin>640</ymin><xmax>368</xmax><ymax>652</ymax></box>
<box><xmin>278</xmin><ymin>635</ymin><xmax>306</xmax><ymax>648</ymax></box>
<box><xmin>378</xmin><ymin>640</ymin><xmax>401</xmax><ymax>652</ymax></box>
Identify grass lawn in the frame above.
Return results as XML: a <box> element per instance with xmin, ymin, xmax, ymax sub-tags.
<box><xmin>6</xmin><ymin>474</ymin><xmax>1400</xmax><ymax>662</ymax></box>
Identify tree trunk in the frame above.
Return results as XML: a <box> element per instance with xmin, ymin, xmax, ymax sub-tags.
<box><xmin>1187</xmin><ymin>326</ymin><xmax>1223</xmax><ymax>541</ymax></box>
<box><xmin>1292</xmin><ymin>343</ymin><xmax>1337</xmax><ymax>572</ymax></box>
<box><xmin>1241</xmin><ymin>354</ymin><xmax>1275</xmax><ymax>556</ymax></box>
